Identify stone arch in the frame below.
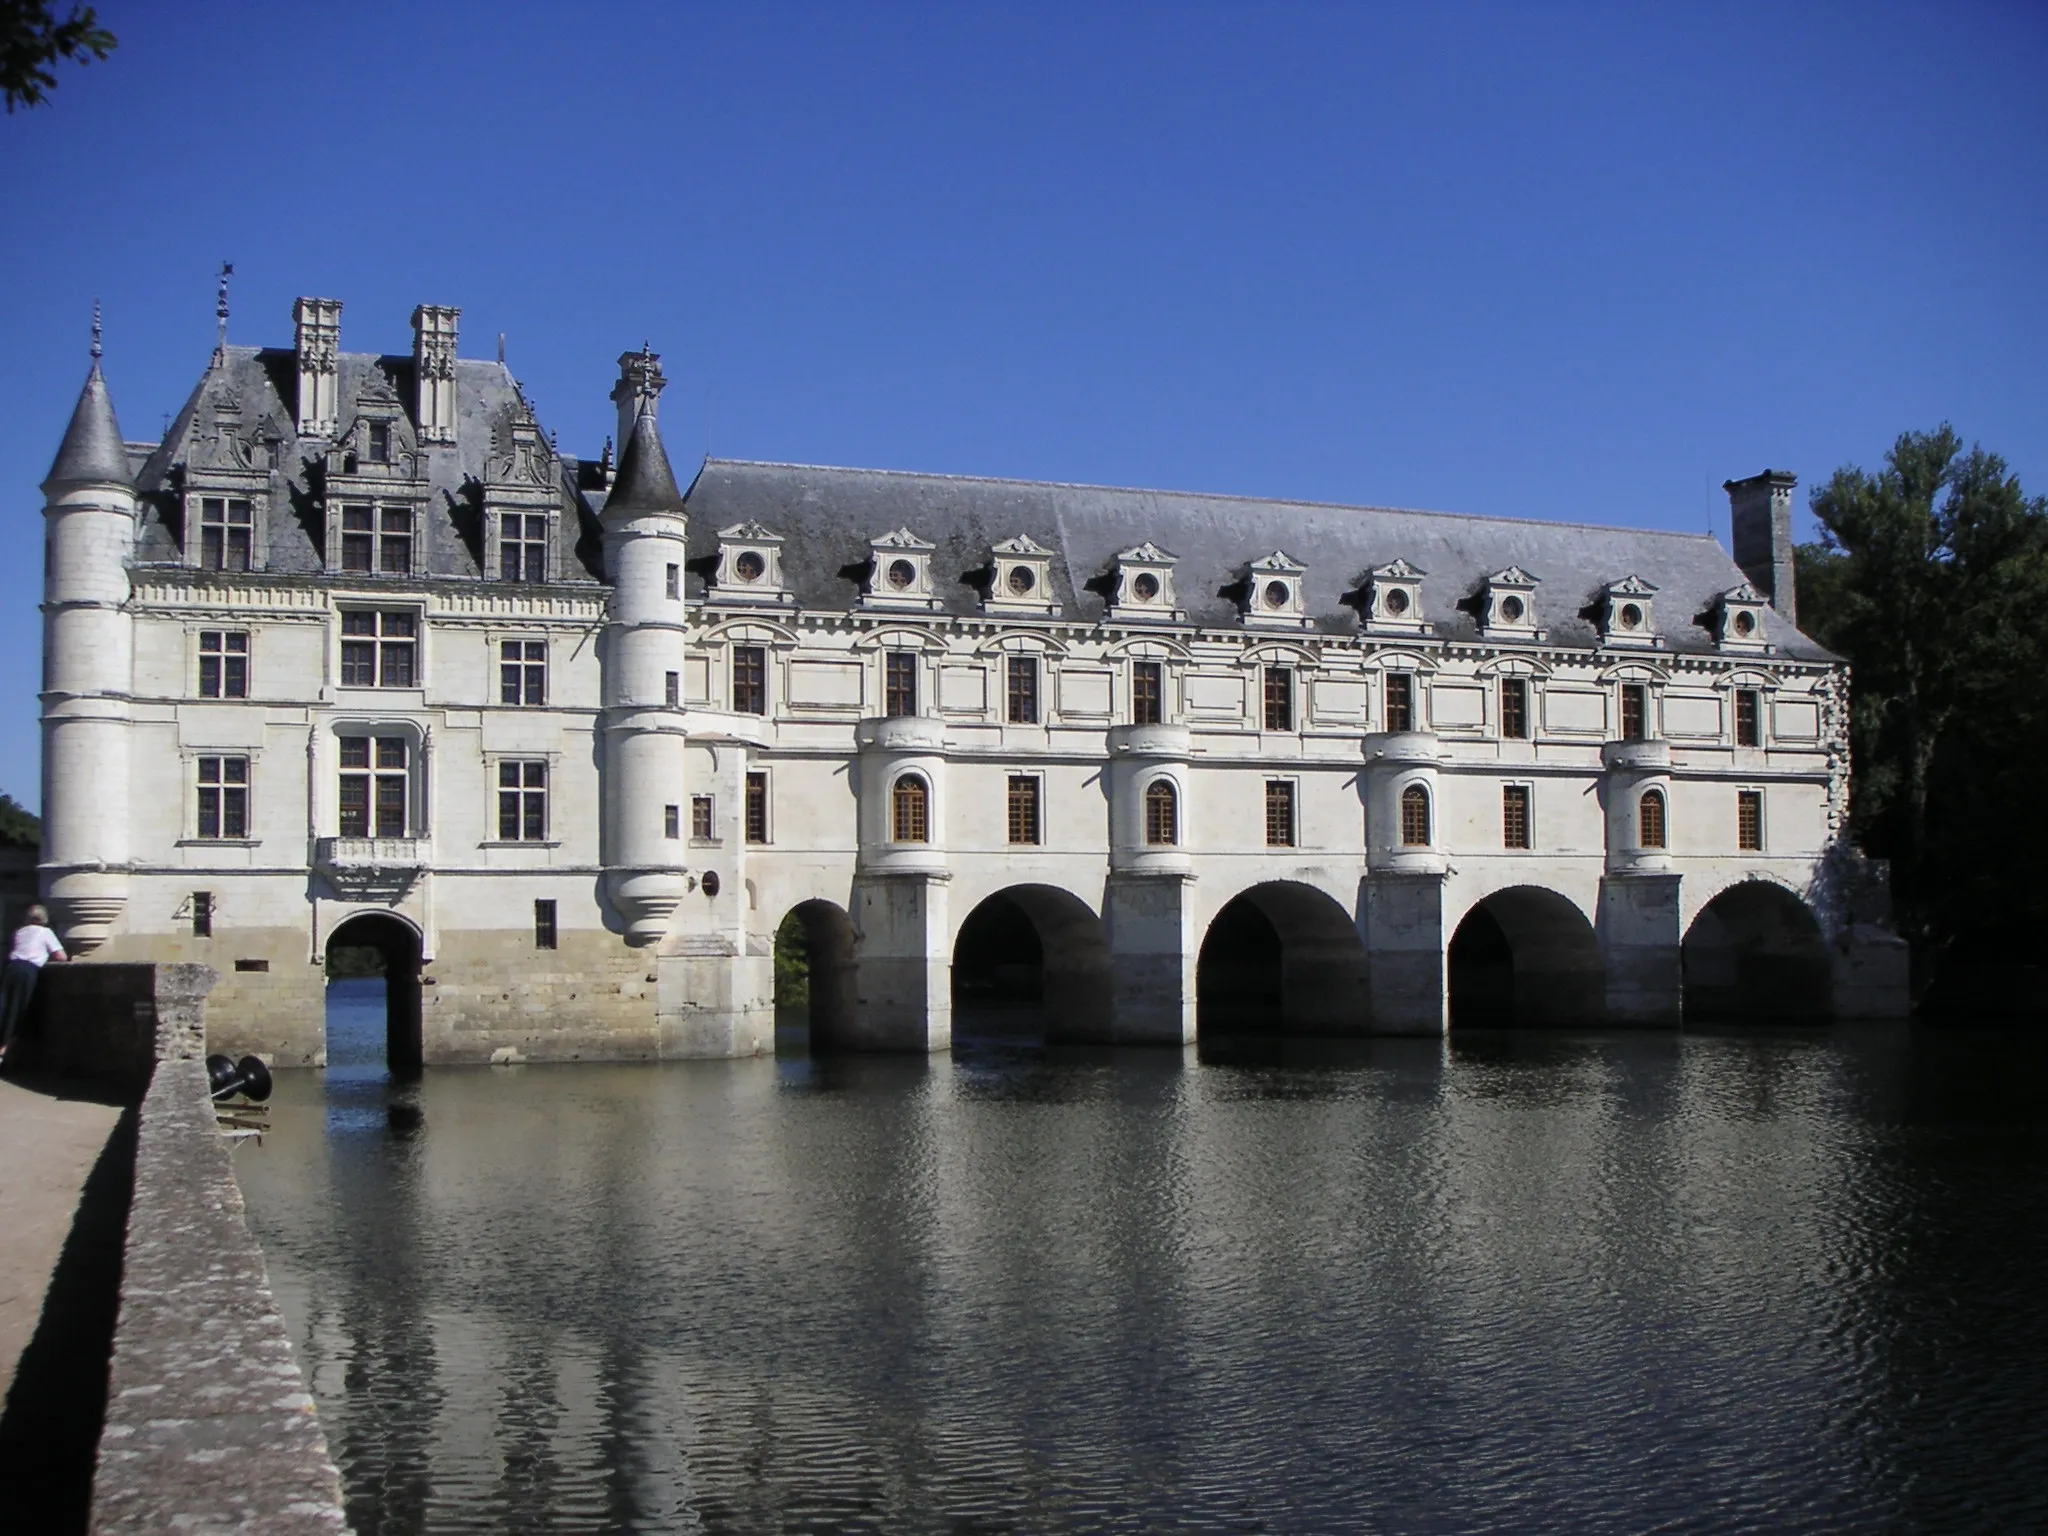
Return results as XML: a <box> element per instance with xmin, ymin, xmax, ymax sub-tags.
<box><xmin>1197</xmin><ymin>880</ymin><xmax>1367</xmax><ymax>1037</ymax></box>
<box><xmin>1448</xmin><ymin>885</ymin><xmax>1604</xmax><ymax>1028</ymax></box>
<box><xmin>950</xmin><ymin>884</ymin><xmax>1112</xmax><ymax>1041</ymax></box>
<box><xmin>1682</xmin><ymin>880</ymin><xmax>1832</xmax><ymax>1023</ymax></box>
<box><xmin>324</xmin><ymin>910</ymin><xmax>424</xmax><ymax>1074</ymax></box>
<box><xmin>773</xmin><ymin>899</ymin><xmax>858</xmax><ymax>1049</ymax></box>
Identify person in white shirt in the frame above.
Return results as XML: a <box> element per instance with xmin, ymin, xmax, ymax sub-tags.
<box><xmin>0</xmin><ymin>904</ymin><xmax>67</xmax><ymax>1063</ymax></box>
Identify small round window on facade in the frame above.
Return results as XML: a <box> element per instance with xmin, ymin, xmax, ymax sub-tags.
<box><xmin>1008</xmin><ymin>565</ymin><xmax>1035</xmax><ymax>595</ymax></box>
<box><xmin>1263</xmin><ymin>580</ymin><xmax>1290</xmax><ymax>610</ymax></box>
<box><xmin>1619</xmin><ymin>602</ymin><xmax>1643</xmax><ymax>630</ymax></box>
<box><xmin>1501</xmin><ymin>596</ymin><xmax>1526</xmax><ymax>623</ymax></box>
<box><xmin>887</xmin><ymin>558</ymin><xmax>917</xmax><ymax>590</ymax></box>
<box><xmin>734</xmin><ymin>551</ymin><xmax>765</xmax><ymax>582</ymax></box>
<box><xmin>1383</xmin><ymin>586</ymin><xmax>1409</xmax><ymax>616</ymax></box>
<box><xmin>1733</xmin><ymin>610</ymin><xmax>1755</xmax><ymax>637</ymax></box>
<box><xmin>1132</xmin><ymin>572</ymin><xmax>1160</xmax><ymax>601</ymax></box>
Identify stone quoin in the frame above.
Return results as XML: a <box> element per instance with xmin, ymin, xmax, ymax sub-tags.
<box><xmin>35</xmin><ymin>297</ymin><xmax>1908</xmax><ymax>1065</ymax></box>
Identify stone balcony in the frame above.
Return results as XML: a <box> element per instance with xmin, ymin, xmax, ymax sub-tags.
<box><xmin>1600</xmin><ymin>738</ymin><xmax>1671</xmax><ymax>772</ymax></box>
<box><xmin>315</xmin><ymin>837</ymin><xmax>428</xmax><ymax>895</ymax></box>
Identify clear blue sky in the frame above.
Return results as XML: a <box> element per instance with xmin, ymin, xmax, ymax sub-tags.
<box><xmin>2</xmin><ymin>2</ymin><xmax>2043</xmax><ymax>809</ymax></box>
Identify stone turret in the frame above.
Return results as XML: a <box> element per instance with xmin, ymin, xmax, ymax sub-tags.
<box><xmin>599</xmin><ymin>350</ymin><xmax>690</xmax><ymax>945</ymax></box>
<box><xmin>40</xmin><ymin>333</ymin><xmax>137</xmax><ymax>952</ymax></box>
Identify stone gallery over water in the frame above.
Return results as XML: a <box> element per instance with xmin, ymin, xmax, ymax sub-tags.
<box><xmin>36</xmin><ymin>296</ymin><xmax>1907</xmax><ymax>1065</ymax></box>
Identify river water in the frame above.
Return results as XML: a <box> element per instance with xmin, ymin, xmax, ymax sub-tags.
<box><xmin>236</xmin><ymin>984</ymin><xmax>2048</xmax><ymax>1534</ymax></box>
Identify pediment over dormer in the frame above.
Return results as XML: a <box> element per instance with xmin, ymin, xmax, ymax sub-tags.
<box><xmin>1598</xmin><ymin>574</ymin><xmax>1661</xmax><ymax>648</ymax></box>
<box><xmin>707</xmin><ymin>520</ymin><xmax>795</xmax><ymax>605</ymax></box>
<box><xmin>984</xmin><ymin>533</ymin><xmax>1059</xmax><ymax>617</ymax></box>
<box><xmin>1241</xmin><ymin>549</ymin><xmax>1311</xmax><ymax>630</ymax></box>
<box><xmin>1362</xmin><ymin>558</ymin><xmax>1428</xmax><ymax>635</ymax></box>
<box><xmin>1478</xmin><ymin>567</ymin><xmax>1542</xmax><ymax>638</ymax></box>
<box><xmin>860</xmin><ymin>527</ymin><xmax>940</xmax><ymax>611</ymax></box>
<box><xmin>1106</xmin><ymin>541</ymin><xmax>1183</xmax><ymax>623</ymax></box>
<box><xmin>1708</xmin><ymin>581</ymin><xmax>1771</xmax><ymax>652</ymax></box>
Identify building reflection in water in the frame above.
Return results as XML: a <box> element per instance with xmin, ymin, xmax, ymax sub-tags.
<box><xmin>238</xmin><ymin>1023</ymin><xmax>2048</xmax><ymax>1534</ymax></box>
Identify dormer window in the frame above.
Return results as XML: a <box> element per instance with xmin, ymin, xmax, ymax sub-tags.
<box><xmin>1480</xmin><ymin>567</ymin><xmax>1541</xmax><ymax>638</ymax></box>
<box><xmin>197</xmin><ymin>496</ymin><xmax>253</xmax><ymax>572</ymax></box>
<box><xmin>1241</xmin><ymin>551</ymin><xmax>1309</xmax><ymax>631</ymax></box>
<box><xmin>499</xmin><ymin>513</ymin><xmax>548</xmax><ymax>582</ymax></box>
<box><xmin>367</xmin><ymin>420</ymin><xmax>391</xmax><ymax>463</ymax></box>
<box><xmin>339</xmin><ymin>503</ymin><xmax>415</xmax><ymax>576</ymax></box>
<box><xmin>1711</xmin><ymin>582</ymin><xmax>1770</xmax><ymax>653</ymax></box>
<box><xmin>984</xmin><ymin>535</ymin><xmax>1058</xmax><ymax>617</ymax></box>
<box><xmin>709</xmin><ymin>522</ymin><xmax>794</xmax><ymax>605</ymax></box>
<box><xmin>1106</xmin><ymin>542</ymin><xmax>1183</xmax><ymax>623</ymax></box>
<box><xmin>1599</xmin><ymin>575</ymin><xmax>1659</xmax><ymax>649</ymax></box>
<box><xmin>860</xmin><ymin>528</ymin><xmax>939</xmax><ymax>611</ymax></box>
<box><xmin>1363</xmin><ymin>559</ymin><xmax>1427</xmax><ymax>635</ymax></box>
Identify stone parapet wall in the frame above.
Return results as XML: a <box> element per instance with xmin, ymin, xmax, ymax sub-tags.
<box><xmin>90</xmin><ymin>1058</ymin><xmax>347</xmax><ymax>1532</ymax></box>
<box><xmin>23</xmin><ymin>962</ymin><xmax>222</xmax><ymax>1083</ymax></box>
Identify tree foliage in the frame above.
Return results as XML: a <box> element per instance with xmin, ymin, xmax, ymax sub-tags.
<box><xmin>2</xmin><ymin>1</ymin><xmax>116</xmax><ymax>113</ymax></box>
<box><xmin>0</xmin><ymin>793</ymin><xmax>39</xmax><ymax>848</ymax></box>
<box><xmin>1797</xmin><ymin>426</ymin><xmax>2048</xmax><ymax>976</ymax></box>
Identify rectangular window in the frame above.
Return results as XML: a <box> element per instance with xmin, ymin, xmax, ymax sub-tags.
<box><xmin>745</xmin><ymin>771</ymin><xmax>769</xmax><ymax>844</ymax></box>
<box><xmin>196</xmin><ymin>756</ymin><xmax>249</xmax><ymax>839</ymax></box>
<box><xmin>665</xmin><ymin>671</ymin><xmax>680</xmax><ymax>708</ymax></box>
<box><xmin>664</xmin><ymin>804</ymin><xmax>680</xmax><ymax>840</ymax></box>
<box><xmin>1738</xmin><ymin>789</ymin><xmax>1764</xmax><ymax>851</ymax></box>
<box><xmin>665</xmin><ymin>563</ymin><xmax>680</xmax><ymax>600</ymax></box>
<box><xmin>1500</xmin><ymin>677</ymin><xmax>1529</xmax><ymax>740</ymax></box>
<box><xmin>1734</xmin><ymin>689</ymin><xmax>1761</xmax><ymax>748</ymax></box>
<box><xmin>341</xmin><ymin>504</ymin><xmax>374</xmax><ymax>572</ymax></box>
<box><xmin>1264</xmin><ymin>667</ymin><xmax>1294</xmax><ymax>731</ymax></box>
<box><xmin>367</xmin><ymin>420</ymin><xmax>391</xmax><ymax>463</ymax></box>
<box><xmin>691</xmin><ymin>794</ymin><xmax>715</xmax><ymax>840</ymax></box>
<box><xmin>1132</xmin><ymin>661</ymin><xmax>1163</xmax><ymax>726</ymax></box>
<box><xmin>885</xmin><ymin>652</ymin><xmax>918</xmax><ymax>718</ymax></box>
<box><xmin>1620</xmin><ymin>683</ymin><xmax>1647</xmax><ymax>742</ymax></box>
<box><xmin>1006</xmin><ymin>775</ymin><xmax>1041</xmax><ymax>845</ymax></box>
<box><xmin>1502</xmin><ymin>784</ymin><xmax>1531</xmax><ymax>849</ymax></box>
<box><xmin>497</xmin><ymin>760</ymin><xmax>548</xmax><ymax>841</ymax></box>
<box><xmin>533</xmin><ymin>899</ymin><xmax>557</xmax><ymax>950</ymax></box>
<box><xmin>1385</xmin><ymin>673</ymin><xmax>1414</xmax><ymax>733</ymax></box>
<box><xmin>500</xmin><ymin>640</ymin><xmax>546</xmax><ymax>706</ymax></box>
<box><xmin>198</xmin><ymin>630</ymin><xmax>249</xmax><ymax>699</ymax></box>
<box><xmin>732</xmin><ymin>645</ymin><xmax>767</xmax><ymax>715</ymax></box>
<box><xmin>338</xmin><ymin>735</ymin><xmax>408</xmax><ymax>838</ymax></box>
<box><xmin>500</xmin><ymin>513</ymin><xmax>548</xmax><ymax>582</ymax></box>
<box><xmin>198</xmin><ymin>497</ymin><xmax>253</xmax><ymax>572</ymax></box>
<box><xmin>341</xmin><ymin>611</ymin><xmax>417</xmax><ymax>688</ymax></box>
<box><xmin>378</xmin><ymin>507</ymin><xmax>413</xmax><ymax>575</ymax></box>
<box><xmin>1006</xmin><ymin>656</ymin><xmax>1039</xmax><ymax>724</ymax></box>
<box><xmin>192</xmin><ymin>890</ymin><xmax>213</xmax><ymax>938</ymax></box>
<box><xmin>1265</xmin><ymin>780</ymin><xmax>1296</xmax><ymax>847</ymax></box>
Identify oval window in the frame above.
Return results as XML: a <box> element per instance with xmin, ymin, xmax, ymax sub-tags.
<box><xmin>1619</xmin><ymin>602</ymin><xmax>1642</xmax><ymax>630</ymax></box>
<box><xmin>1008</xmin><ymin>565</ymin><xmax>1036</xmax><ymax>595</ymax></box>
<box><xmin>1132</xmin><ymin>572</ymin><xmax>1160</xmax><ymax>601</ymax></box>
<box><xmin>734</xmin><ymin>550</ymin><xmax>765</xmax><ymax>582</ymax></box>
<box><xmin>1501</xmin><ymin>595</ymin><xmax>1525</xmax><ymax>623</ymax></box>
<box><xmin>886</xmin><ymin>558</ymin><xmax>917</xmax><ymax>590</ymax></box>
<box><xmin>1263</xmin><ymin>580</ymin><xmax>1290</xmax><ymax>610</ymax></box>
<box><xmin>1733</xmin><ymin>610</ymin><xmax>1755</xmax><ymax>637</ymax></box>
<box><xmin>1383</xmin><ymin>587</ymin><xmax>1410</xmax><ymax>616</ymax></box>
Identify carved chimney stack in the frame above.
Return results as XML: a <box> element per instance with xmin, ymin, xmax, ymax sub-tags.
<box><xmin>292</xmin><ymin>296</ymin><xmax>343</xmax><ymax>438</ymax></box>
<box><xmin>610</xmin><ymin>344</ymin><xmax>667</xmax><ymax>452</ymax></box>
<box><xmin>411</xmin><ymin>304</ymin><xmax>460</xmax><ymax>444</ymax></box>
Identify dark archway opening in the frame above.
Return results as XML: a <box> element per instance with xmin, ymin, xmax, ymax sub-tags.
<box><xmin>950</xmin><ymin>886</ymin><xmax>1112</xmax><ymax>1043</ymax></box>
<box><xmin>1196</xmin><ymin>882</ymin><xmax>1367</xmax><ymax>1040</ymax></box>
<box><xmin>1683</xmin><ymin>883</ymin><xmax>1832</xmax><ymax>1024</ymax></box>
<box><xmin>1448</xmin><ymin>887</ymin><xmax>1604</xmax><ymax>1029</ymax></box>
<box><xmin>325</xmin><ymin>913</ymin><xmax>423</xmax><ymax>1077</ymax></box>
<box><xmin>773</xmin><ymin>900</ymin><xmax>858</xmax><ymax>1052</ymax></box>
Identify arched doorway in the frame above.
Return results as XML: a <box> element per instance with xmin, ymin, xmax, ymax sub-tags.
<box><xmin>1196</xmin><ymin>882</ymin><xmax>1367</xmax><ymax>1038</ymax></box>
<box><xmin>1683</xmin><ymin>882</ymin><xmax>1832</xmax><ymax>1023</ymax></box>
<box><xmin>773</xmin><ymin>899</ymin><xmax>858</xmax><ymax>1051</ymax></box>
<box><xmin>1448</xmin><ymin>886</ymin><xmax>1603</xmax><ymax>1028</ymax></box>
<box><xmin>324</xmin><ymin>912</ymin><xmax>423</xmax><ymax>1076</ymax></box>
<box><xmin>950</xmin><ymin>885</ymin><xmax>1112</xmax><ymax>1042</ymax></box>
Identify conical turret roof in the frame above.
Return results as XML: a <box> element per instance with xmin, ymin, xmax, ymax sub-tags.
<box><xmin>43</xmin><ymin>361</ymin><xmax>130</xmax><ymax>492</ymax></box>
<box><xmin>605</xmin><ymin>408</ymin><xmax>684</xmax><ymax>516</ymax></box>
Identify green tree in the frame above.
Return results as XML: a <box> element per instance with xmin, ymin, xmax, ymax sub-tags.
<box><xmin>0</xmin><ymin>793</ymin><xmax>39</xmax><ymax>848</ymax></box>
<box><xmin>1798</xmin><ymin>426</ymin><xmax>2048</xmax><ymax>982</ymax></box>
<box><xmin>2</xmin><ymin>1</ymin><xmax>116</xmax><ymax>112</ymax></box>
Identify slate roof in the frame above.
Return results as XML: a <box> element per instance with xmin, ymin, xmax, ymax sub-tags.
<box><xmin>681</xmin><ymin>459</ymin><xmax>1832</xmax><ymax>660</ymax></box>
<box><xmin>129</xmin><ymin>346</ymin><xmax>604</xmax><ymax>581</ymax></box>
<box><xmin>44</xmin><ymin>362</ymin><xmax>130</xmax><ymax>490</ymax></box>
<box><xmin>605</xmin><ymin>409</ymin><xmax>685</xmax><ymax>515</ymax></box>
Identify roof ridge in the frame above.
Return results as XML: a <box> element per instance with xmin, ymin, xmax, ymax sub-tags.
<box><xmin>698</xmin><ymin>457</ymin><xmax>1724</xmax><ymax>542</ymax></box>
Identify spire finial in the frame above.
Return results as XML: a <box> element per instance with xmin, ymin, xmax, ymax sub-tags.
<box><xmin>90</xmin><ymin>299</ymin><xmax>102</xmax><ymax>360</ymax></box>
<box><xmin>214</xmin><ymin>261</ymin><xmax>234</xmax><ymax>356</ymax></box>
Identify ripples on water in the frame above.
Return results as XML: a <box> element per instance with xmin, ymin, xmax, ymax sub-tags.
<box><xmin>238</xmin><ymin>994</ymin><xmax>2048</xmax><ymax>1534</ymax></box>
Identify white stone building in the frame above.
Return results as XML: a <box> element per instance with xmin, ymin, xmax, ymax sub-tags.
<box><xmin>36</xmin><ymin>298</ymin><xmax>1907</xmax><ymax>1066</ymax></box>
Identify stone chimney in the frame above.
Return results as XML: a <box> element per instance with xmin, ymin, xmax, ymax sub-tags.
<box><xmin>412</xmin><ymin>305</ymin><xmax>460</xmax><ymax>444</ymax></box>
<box><xmin>292</xmin><ymin>297</ymin><xmax>343</xmax><ymax>438</ymax></box>
<box><xmin>610</xmin><ymin>344</ymin><xmax>667</xmax><ymax>452</ymax></box>
<box><xmin>1724</xmin><ymin>469</ymin><xmax>1798</xmax><ymax>625</ymax></box>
